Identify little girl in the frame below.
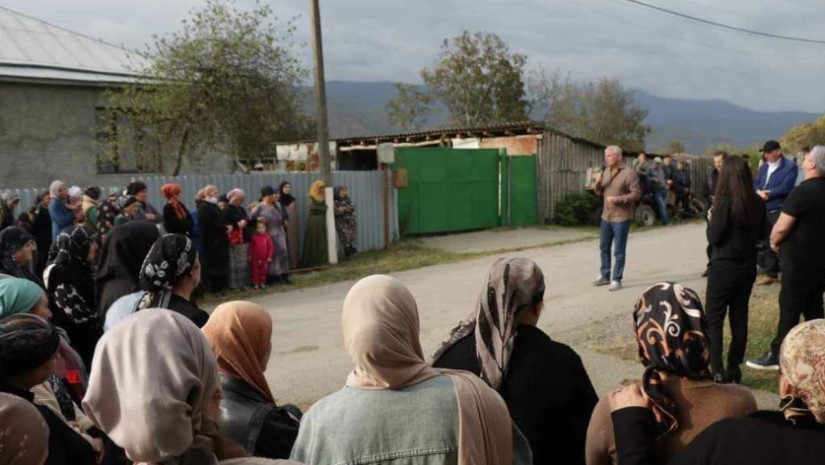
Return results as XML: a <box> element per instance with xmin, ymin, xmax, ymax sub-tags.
<box><xmin>248</xmin><ymin>218</ymin><xmax>274</xmax><ymax>289</ymax></box>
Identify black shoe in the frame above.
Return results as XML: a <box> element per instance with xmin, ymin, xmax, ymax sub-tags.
<box><xmin>282</xmin><ymin>275</ymin><xmax>292</xmax><ymax>284</ymax></box>
<box><xmin>746</xmin><ymin>351</ymin><xmax>780</xmax><ymax>371</ymax></box>
<box><xmin>724</xmin><ymin>366</ymin><xmax>742</xmax><ymax>384</ymax></box>
<box><xmin>701</xmin><ymin>269</ymin><xmax>709</xmax><ymax>278</ymax></box>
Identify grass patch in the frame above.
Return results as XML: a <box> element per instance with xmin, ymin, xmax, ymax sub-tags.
<box><xmin>200</xmin><ymin>229</ymin><xmax>599</xmax><ymax>305</ymax></box>
<box><xmin>565</xmin><ymin>283</ymin><xmax>783</xmax><ymax>394</ymax></box>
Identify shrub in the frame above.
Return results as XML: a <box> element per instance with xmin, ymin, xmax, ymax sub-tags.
<box><xmin>553</xmin><ymin>191</ymin><xmax>602</xmax><ymax>226</ymax></box>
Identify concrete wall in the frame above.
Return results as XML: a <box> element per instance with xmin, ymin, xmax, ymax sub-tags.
<box><xmin>0</xmin><ymin>81</ymin><xmax>232</xmax><ymax>189</ymax></box>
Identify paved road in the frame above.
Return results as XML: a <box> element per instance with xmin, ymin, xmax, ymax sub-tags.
<box><xmin>220</xmin><ymin>223</ymin><xmax>776</xmax><ymax>409</ymax></box>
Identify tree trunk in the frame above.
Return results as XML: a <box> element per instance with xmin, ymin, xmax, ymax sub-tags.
<box><xmin>171</xmin><ymin>128</ymin><xmax>190</xmax><ymax>176</ymax></box>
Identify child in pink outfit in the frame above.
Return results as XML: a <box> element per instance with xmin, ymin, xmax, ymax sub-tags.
<box><xmin>248</xmin><ymin>219</ymin><xmax>274</xmax><ymax>289</ymax></box>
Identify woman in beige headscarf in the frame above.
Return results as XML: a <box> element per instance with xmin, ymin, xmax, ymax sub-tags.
<box><xmin>290</xmin><ymin>275</ymin><xmax>532</xmax><ymax>465</ymax></box>
<box><xmin>82</xmin><ymin>309</ymin><xmax>304</xmax><ymax>465</ymax></box>
<box><xmin>203</xmin><ymin>302</ymin><xmax>301</xmax><ymax>459</ymax></box>
<box><xmin>0</xmin><ymin>391</ymin><xmax>49</xmax><ymax>465</ymax></box>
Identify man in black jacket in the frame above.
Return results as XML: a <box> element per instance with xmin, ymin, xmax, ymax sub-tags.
<box><xmin>747</xmin><ymin>145</ymin><xmax>825</xmax><ymax>370</ymax></box>
<box><xmin>703</xmin><ymin>151</ymin><xmax>727</xmax><ymax>277</ymax></box>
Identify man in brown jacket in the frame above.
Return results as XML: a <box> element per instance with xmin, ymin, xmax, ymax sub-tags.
<box><xmin>593</xmin><ymin>145</ymin><xmax>642</xmax><ymax>291</ymax></box>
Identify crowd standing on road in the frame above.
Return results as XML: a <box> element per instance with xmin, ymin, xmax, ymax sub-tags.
<box><xmin>0</xmin><ymin>144</ymin><xmax>824</xmax><ymax>465</ymax></box>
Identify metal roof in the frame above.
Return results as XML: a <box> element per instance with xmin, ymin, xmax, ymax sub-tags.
<box><xmin>0</xmin><ymin>6</ymin><xmax>148</xmax><ymax>85</ymax></box>
<box><xmin>334</xmin><ymin>121</ymin><xmax>606</xmax><ymax>149</ymax></box>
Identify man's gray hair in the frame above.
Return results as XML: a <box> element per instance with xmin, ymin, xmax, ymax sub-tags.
<box><xmin>810</xmin><ymin>145</ymin><xmax>825</xmax><ymax>175</ymax></box>
<box><xmin>605</xmin><ymin>145</ymin><xmax>623</xmax><ymax>158</ymax></box>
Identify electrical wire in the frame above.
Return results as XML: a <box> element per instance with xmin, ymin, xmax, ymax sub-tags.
<box><xmin>618</xmin><ymin>0</ymin><xmax>825</xmax><ymax>45</ymax></box>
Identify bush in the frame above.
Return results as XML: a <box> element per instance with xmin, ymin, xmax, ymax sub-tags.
<box><xmin>553</xmin><ymin>191</ymin><xmax>602</xmax><ymax>226</ymax></box>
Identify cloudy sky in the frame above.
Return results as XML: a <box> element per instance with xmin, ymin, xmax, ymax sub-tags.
<box><xmin>4</xmin><ymin>0</ymin><xmax>824</xmax><ymax>112</ymax></box>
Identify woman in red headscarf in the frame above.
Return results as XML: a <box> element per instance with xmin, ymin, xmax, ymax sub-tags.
<box><xmin>161</xmin><ymin>184</ymin><xmax>193</xmax><ymax>236</ymax></box>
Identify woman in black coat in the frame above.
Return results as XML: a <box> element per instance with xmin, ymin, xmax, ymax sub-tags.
<box><xmin>95</xmin><ymin>221</ymin><xmax>160</xmax><ymax>316</ymax></box>
<box><xmin>161</xmin><ymin>183</ymin><xmax>193</xmax><ymax>236</ymax></box>
<box><xmin>30</xmin><ymin>191</ymin><xmax>53</xmax><ymax>276</ymax></box>
<box><xmin>44</xmin><ymin>226</ymin><xmax>102</xmax><ymax>368</ymax></box>
<box><xmin>196</xmin><ymin>185</ymin><xmax>230</xmax><ymax>294</ymax></box>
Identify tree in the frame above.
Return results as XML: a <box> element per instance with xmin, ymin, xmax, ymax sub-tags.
<box><xmin>781</xmin><ymin>115</ymin><xmax>825</xmax><ymax>152</ymax></box>
<box><xmin>388</xmin><ymin>31</ymin><xmax>528</xmax><ymax>129</ymax></box>
<box><xmin>101</xmin><ymin>0</ymin><xmax>313</xmax><ymax>175</ymax></box>
<box><xmin>659</xmin><ymin>140</ymin><xmax>685</xmax><ymax>154</ymax></box>
<box><xmin>527</xmin><ymin>69</ymin><xmax>650</xmax><ymax>151</ymax></box>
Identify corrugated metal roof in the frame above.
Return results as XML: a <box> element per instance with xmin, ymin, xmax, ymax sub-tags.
<box><xmin>0</xmin><ymin>6</ymin><xmax>148</xmax><ymax>84</ymax></box>
<box><xmin>333</xmin><ymin>121</ymin><xmax>606</xmax><ymax>149</ymax></box>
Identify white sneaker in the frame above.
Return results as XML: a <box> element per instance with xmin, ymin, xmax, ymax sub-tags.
<box><xmin>608</xmin><ymin>280</ymin><xmax>622</xmax><ymax>291</ymax></box>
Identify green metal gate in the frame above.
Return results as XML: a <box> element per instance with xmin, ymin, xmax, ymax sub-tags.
<box><xmin>508</xmin><ymin>155</ymin><xmax>538</xmax><ymax>226</ymax></box>
<box><xmin>395</xmin><ymin>148</ymin><xmax>501</xmax><ymax>235</ymax></box>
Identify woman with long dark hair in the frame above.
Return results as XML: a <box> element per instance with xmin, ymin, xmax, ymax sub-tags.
<box><xmin>705</xmin><ymin>155</ymin><xmax>767</xmax><ymax>383</ymax></box>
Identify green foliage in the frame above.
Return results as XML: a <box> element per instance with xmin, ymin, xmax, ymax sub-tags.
<box><xmin>553</xmin><ymin>192</ymin><xmax>602</xmax><ymax>226</ymax></box>
<box><xmin>659</xmin><ymin>140</ymin><xmax>685</xmax><ymax>154</ymax></box>
<box><xmin>101</xmin><ymin>0</ymin><xmax>313</xmax><ymax>175</ymax></box>
<box><xmin>387</xmin><ymin>31</ymin><xmax>528</xmax><ymax>128</ymax></box>
<box><xmin>781</xmin><ymin>115</ymin><xmax>825</xmax><ymax>152</ymax></box>
<box><xmin>527</xmin><ymin>68</ymin><xmax>650</xmax><ymax>151</ymax></box>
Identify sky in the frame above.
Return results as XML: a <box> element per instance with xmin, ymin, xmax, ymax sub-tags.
<box><xmin>3</xmin><ymin>0</ymin><xmax>824</xmax><ymax>113</ymax></box>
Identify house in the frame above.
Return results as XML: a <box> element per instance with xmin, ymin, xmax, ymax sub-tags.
<box><xmin>0</xmin><ymin>6</ymin><xmax>232</xmax><ymax>189</ymax></box>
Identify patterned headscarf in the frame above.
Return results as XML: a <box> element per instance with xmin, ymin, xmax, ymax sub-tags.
<box><xmin>0</xmin><ymin>314</ymin><xmax>60</xmax><ymax>379</ymax></box>
<box><xmin>0</xmin><ymin>278</ymin><xmax>44</xmax><ymax>318</ymax></box>
<box><xmin>49</xmin><ymin>226</ymin><xmax>93</xmax><ymax>269</ymax></box>
<box><xmin>308</xmin><ymin>180</ymin><xmax>325</xmax><ymax>203</ymax></box>
<box><xmin>779</xmin><ymin>319</ymin><xmax>825</xmax><ymax>425</ymax></box>
<box><xmin>634</xmin><ymin>282</ymin><xmax>710</xmax><ymax>439</ymax></box>
<box><xmin>138</xmin><ymin>234</ymin><xmax>198</xmax><ymax>310</ymax></box>
<box><xmin>0</xmin><ymin>392</ymin><xmax>49</xmax><ymax>465</ymax></box>
<box><xmin>162</xmin><ymin>184</ymin><xmax>186</xmax><ymax>219</ymax></box>
<box><xmin>432</xmin><ymin>258</ymin><xmax>545</xmax><ymax>390</ymax></box>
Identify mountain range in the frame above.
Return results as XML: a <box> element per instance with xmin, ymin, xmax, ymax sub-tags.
<box><xmin>320</xmin><ymin>81</ymin><xmax>819</xmax><ymax>153</ymax></box>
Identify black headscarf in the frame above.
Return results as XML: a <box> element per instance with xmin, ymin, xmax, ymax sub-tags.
<box><xmin>84</xmin><ymin>187</ymin><xmax>101</xmax><ymax>201</ymax></box>
<box><xmin>95</xmin><ymin>221</ymin><xmax>160</xmax><ymax>315</ymax></box>
<box><xmin>49</xmin><ymin>226</ymin><xmax>93</xmax><ymax>270</ymax></box>
<box><xmin>634</xmin><ymin>282</ymin><xmax>711</xmax><ymax>439</ymax></box>
<box><xmin>137</xmin><ymin>234</ymin><xmax>198</xmax><ymax>309</ymax></box>
<box><xmin>261</xmin><ymin>185</ymin><xmax>276</xmax><ymax>201</ymax></box>
<box><xmin>0</xmin><ymin>314</ymin><xmax>60</xmax><ymax>379</ymax></box>
<box><xmin>278</xmin><ymin>181</ymin><xmax>295</xmax><ymax>208</ymax></box>
<box><xmin>0</xmin><ymin>227</ymin><xmax>42</xmax><ymax>287</ymax></box>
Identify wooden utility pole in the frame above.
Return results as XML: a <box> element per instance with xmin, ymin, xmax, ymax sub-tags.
<box><xmin>310</xmin><ymin>0</ymin><xmax>332</xmax><ymax>185</ymax></box>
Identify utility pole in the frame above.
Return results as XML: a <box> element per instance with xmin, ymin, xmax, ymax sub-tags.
<box><xmin>309</xmin><ymin>0</ymin><xmax>332</xmax><ymax>185</ymax></box>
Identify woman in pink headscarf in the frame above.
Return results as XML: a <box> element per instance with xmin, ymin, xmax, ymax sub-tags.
<box><xmin>290</xmin><ymin>275</ymin><xmax>533</xmax><ymax>465</ymax></box>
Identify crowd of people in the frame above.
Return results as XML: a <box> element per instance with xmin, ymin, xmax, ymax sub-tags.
<box><xmin>0</xmin><ymin>144</ymin><xmax>822</xmax><ymax>465</ymax></box>
<box><xmin>0</xmin><ymin>179</ymin><xmax>360</xmax><ymax>295</ymax></box>
<box><xmin>631</xmin><ymin>153</ymin><xmax>693</xmax><ymax>226</ymax></box>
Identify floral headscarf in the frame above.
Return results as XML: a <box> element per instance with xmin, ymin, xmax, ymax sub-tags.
<box><xmin>49</xmin><ymin>226</ymin><xmax>93</xmax><ymax>269</ymax></box>
<box><xmin>779</xmin><ymin>319</ymin><xmax>825</xmax><ymax>425</ymax></box>
<box><xmin>432</xmin><ymin>258</ymin><xmax>545</xmax><ymax>390</ymax></box>
<box><xmin>308</xmin><ymin>180</ymin><xmax>325</xmax><ymax>203</ymax></box>
<box><xmin>634</xmin><ymin>282</ymin><xmax>710</xmax><ymax>439</ymax></box>
<box><xmin>138</xmin><ymin>234</ymin><xmax>198</xmax><ymax>310</ymax></box>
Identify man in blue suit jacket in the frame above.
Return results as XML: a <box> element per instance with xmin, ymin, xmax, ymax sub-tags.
<box><xmin>753</xmin><ymin>140</ymin><xmax>798</xmax><ymax>285</ymax></box>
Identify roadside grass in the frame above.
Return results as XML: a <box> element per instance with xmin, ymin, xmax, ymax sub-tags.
<box><xmin>200</xmin><ymin>229</ymin><xmax>599</xmax><ymax>304</ymax></box>
<box><xmin>565</xmin><ymin>283</ymin><xmax>782</xmax><ymax>394</ymax></box>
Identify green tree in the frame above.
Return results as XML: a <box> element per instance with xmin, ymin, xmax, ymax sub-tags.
<box><xmin>388</xmin><ymin>31</ymin><xmax>528</xmax><ymax>128</ymax></box>
<box><xmin>527</xmin><ymin>69</ymin><xmax>650</xmax><ymax>151</ymax></box>
<box><xmin>102</xmin><ymin>0</ymin><xmax>312</xmax><ymax>175</ymax></box>
<box><xmin>781</xmin><ymin>115</ymin><xmax>825</xmax><ymax>152</ymax></box>
<box><xmin>659</xmin><ymin>140</ymin><xmax>685</xmax><ymax>154</ymax></box>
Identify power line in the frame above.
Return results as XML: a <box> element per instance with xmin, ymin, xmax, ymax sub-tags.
<box><xmin>619</xmin><ymin>0</ymin><xmax>825</xmax><ymax>45</ymax></box>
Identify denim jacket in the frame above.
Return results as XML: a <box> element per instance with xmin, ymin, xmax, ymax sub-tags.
<box><xmin>290</xmin><ymin>374</ymin><xmax>533</xmax><ymax>465</ymax></box>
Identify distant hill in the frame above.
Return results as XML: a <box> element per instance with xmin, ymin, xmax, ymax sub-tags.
<box><xmin>318</xmin><ymin>81</ymin><xmax>820</xmax><ymax>152</ymax></box>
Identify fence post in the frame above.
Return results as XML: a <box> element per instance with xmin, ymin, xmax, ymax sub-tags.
<box><xmin>325</xmin><ymin>187</ymin><xmax>338</xmax><ymax>265</ymax></box>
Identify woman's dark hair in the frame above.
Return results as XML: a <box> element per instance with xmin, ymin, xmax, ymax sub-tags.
<box><xmin>715</xmin><ymin>156</ymin><xmax>759</xmax><ymax>226</ymax></box>
<box><xmin>126</xmin><ymin>181</ymin><xmax>147</xmax><ymax>196</ymax></box>
<box><xmin>260</xmin><ymin>186</ymin><xmax>275</xmax><ymax>200</ymax></box>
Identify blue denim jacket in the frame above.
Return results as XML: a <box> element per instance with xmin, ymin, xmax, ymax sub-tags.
<box><xmin>290</xmin><ymin>375</ymin><xmax>533</xmax><ymax>465</ymax></box>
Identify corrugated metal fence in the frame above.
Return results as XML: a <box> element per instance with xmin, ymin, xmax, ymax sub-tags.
<box><xmin>9</xmin><ymin>172</ymin><xmax>398</xmax><ymax>252</ymax></box>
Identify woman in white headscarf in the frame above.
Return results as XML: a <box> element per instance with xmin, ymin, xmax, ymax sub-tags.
<box><xmin>290</xmin><ymin>275</ymin><xmax>532</xmax><ymax>465</ymax></box>
<box><xmin>82</xmin><ymin>309</ymin><xmax>303</xmax><ymax>465</ymax></box>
